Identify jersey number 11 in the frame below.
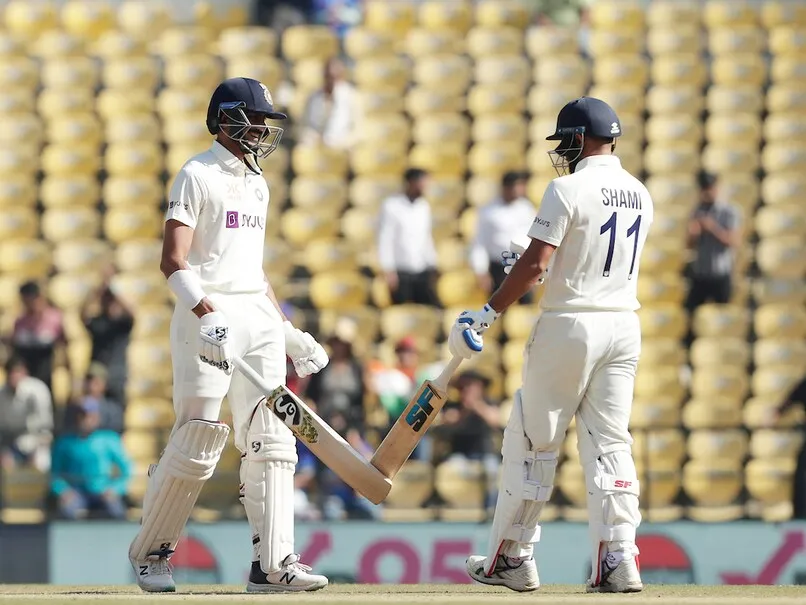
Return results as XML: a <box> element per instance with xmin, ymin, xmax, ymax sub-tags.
<box><xmin>600</xmin><ymin>212</ymin><xmax>642</xmax><ymax>279</ymax></box>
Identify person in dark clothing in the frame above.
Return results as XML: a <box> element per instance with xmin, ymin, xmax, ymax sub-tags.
<box><xmin>63</xmin><ymin>363</ymin><xmax>124</xmax><ymax>434</ymax></box>
<box><xmin>11</xmin><ymin>281</ymin><xmax>68</xmax><ymax>392</ymax></box>
<box><xmin>82</xmin><ymin>280</ymin><xmax>134</xmax><ymax>404</ymax></box>
<box><xmin>304</xmin><ymin>318</ymin><xmax>365</xmax><ymax>428</ymax></box>
<box><xmin>776</xmin><ymin>377</ymin><xmax>806</xmax><ymax>519</ymax></box>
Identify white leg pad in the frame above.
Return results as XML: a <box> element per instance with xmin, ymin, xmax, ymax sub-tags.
<box><xmin>240</xmin><ymin>397</ymin><xmax>298</xmax><ymax>574</ymax></box>
<box><xmin>129</xmin><ymin>419</ymin><xmax>230</xmax><ymax>561</ymax></box>
<box><xmin>484</xmin><ymin>391</ymin><xmax>556</xmax><ymax>576</ymax></box>
<box><xmin>576</xmin><ymin>416</ymin><xmax>641</xmax><ymax>585</ymax></box>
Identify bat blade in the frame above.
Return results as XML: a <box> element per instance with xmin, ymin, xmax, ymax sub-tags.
<box><xmin>371</xmin><ymin>379</ymin><xmax>449</xmax><ymax>479</ymax></box>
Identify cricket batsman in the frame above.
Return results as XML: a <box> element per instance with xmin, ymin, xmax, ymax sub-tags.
<box><xmin>128</xmin><ymin>77</ymin><xmax>330</xmax><ymax>593</ymax></box>
<box><xmin>448</xmin><ymin>97</ymin><xmax>653</xmax><ymax>593</ymax></box>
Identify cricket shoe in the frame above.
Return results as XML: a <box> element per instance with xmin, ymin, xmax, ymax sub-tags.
<box><xmin>131</xmin><ymin>551</ymin><xmax>175</xmax><ymax>593</ymax></box>
<box><xmin>587</xmin><ymin>550</ymin><xmax>643</xmax><ymax>593</ymax></box>
<box><xmin>247</xmin><ymin>553</ymin><xmax>328</xmax><ymax>593</ymax></box>
<box><xmin>466</xmin><ymin>554</ymin><xmax>540</xmax><ymax>592</ymax></box>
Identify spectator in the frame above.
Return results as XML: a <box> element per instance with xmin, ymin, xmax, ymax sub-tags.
<box><xmin>469</xmin><ymin>171</ymin><xmax>536</xmax><ymax>300</ymax></box>
<box><xmin>294</xmin><ymin>443</ymin><xmax>321</xmax><ymax>521</ymax></box>
<box><xmin>0</xmin><ymin>356</ymin><xmax>53</xmax><ymax>472</ymax></box>
<box><xmin>304</xmin><ymin>318</ymin><xmax>365</xmax><ymax>427</ymax></box>
<box><xmin>50</xmin><ymin>398</ymin><xmax>132</xmax><ymax>520</ymax></box>
<box><xmin>319</xmin><ymin>411</ymin><xmax>380</xmax><ymax>520</ymax></box>
<box><xmin>776</xmin><ymin>376</ymin><xmax>806</xmax><ymax>519</ymax></box>
<box><xmin>82</xmin><ymin>278</ymin><xmax>134</xmax><ymax>404</ymax></box>
<box><xmin>63</xmin><ymin>363</ymin><xmax>124</xmax><ymax>434</ymax></box>
<box><xmin>11</xmin><ymin>281</ymin><xmax>69</xmax><ymax>392</ymax></box>
<box><xmin>300</xmin><ymin>58</ymin><xmax>360</xmax><ymax>150</ymax></box>
<box><xmin>529</xmin><ymin>0</ymin><xmax>592</xmax><ymax>26</ymax></box>
<box><xmin>378</xmin><ymin>168</ymin><xmax>440</xmax><ymax>306</ymax></box>
<box><xmin>312</xmin><ymin>0</ymin><xmax>362</xmax><ymax>38</ymax></box>
<box><xmin>685</xmin><ymin>171</ymin><xmax>741</xmax><ymax>313</ymax></box>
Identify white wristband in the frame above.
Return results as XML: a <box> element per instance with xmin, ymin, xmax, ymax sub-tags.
<box><xmin>167</xmin><ymin>269</ymin><xmax>207</xmax><ymax>310</ymax></box>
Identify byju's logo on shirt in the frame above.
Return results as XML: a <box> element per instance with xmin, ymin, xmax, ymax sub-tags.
<box><xmin>225</xmin><ymin>211</ymin><xmax>264</xmax><ymax>229</ymax></box>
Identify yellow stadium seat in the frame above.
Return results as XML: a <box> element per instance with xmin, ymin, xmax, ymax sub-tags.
<box><xmin>162</xmin><ymin>54</ymin><xmax>224</xmax><ymax>91</ymax></box>
<box><xmin>708</xmin><ymin>86</ymin><xmax>764</xmax><ymax>114</ymax></box>
<box><xmin>646</xmin><ymin>176</ymin><xmax>698</xmax><ymax>206</ymax></box>
<box><xmin>753</xmin><ymin>278</ymin><xmax>806</xmax><ymax>306</ymax></box>
<box><xmin>437</xmin><ymin>270</ymin><xmax>488</xmax><ymax>308</ymax></box>
<box><xmin>282</xmin><ymin>25</ymin><xmax>337</xmax><ymax>61</ymax></box>
<box><xmin>646</xmin><ymin>85</ymin><xmax>704</xmax><ymax>116</ymax></box>
<box><xmin>752</xmin><ymin>366</ymin><xmax>805</xmax><ymax>399</ymax></box>
<box><xmin>466</xmin><ymin>176</ymin><xmax>500</xmax><ymax>208</ymax></box>
<box><xmin>350</xmin><ymin>145</ymin><xmax>407</xmax><ymax>177</ymax></box>
<box><xmin>705</xmin><ymin>113</ymin><xmax>761</xmax><ymax>146</ymax></box>
<box><xmin>0</xmin><ymin>147</ymin><xmax>37</xmax><ymax>179</ymax></box>
<box><xmin>30</xmin><ymin>30</ymin><xmax>86</xmax><ymax>59</ymax></box>
<box><xmin>115</xmin><ymin>240</ymin><xmax>161</xmax><ymax>273</ymax></box>
<box><xmin>590</xmin><ymin>1</ymin><xmax>644</xmax><ymax>30</ymax></box>
<box><xmin>364</xmin><ymin>1</ymin><xmax>415</xmax><ymax>36</ymax></box>
<box><xmin>751</xmin><ymin>430</ymin><xmax>804</xmax><ymax>459</ymax></box>
<box><xmin>651</xmin><ymin>54</ymin><xmax>708</xmax><ymax>88</ymax></box>
<box><xmin>687</xmin><ymin>429</ymin><xmax>748</xmax><ymax>461</ymax></box>
<box><xmin>343</xmin><ymin>27</ymin><xmax>395</xmax><ymax>59</ymax></box>
<box><xmin>154</xmin><ymin>26</ymin><xmax>211</xmax><ymax>57</ymax></box>
<box><xmin>469</xmin><ymin>143</ymin><xmax>524</xmax><ymax>179</ymax></box>
<box><xmin>310</xmin><ymin>272</ymin><xmax>369</xmax><ymax>309</ymax></box>
<box><xmin>682</xmin><ymin>398</ymin><xmax>743</xmax><ymax>430</ymax></box>
<box><xmin>692</xmin><ymin>304</ymin><xmax>750</xmax><ymax>339</ymax></box>
<box><xmin>61</xmin><ymin>1</ymin><xmax>114</xmax><ymax>40</ymax></box>
<box><xmin>128</xmin><ymin>338</ymin><xmax>172</xmax><ymax>380</ymax></box>
<box><xmin>348</xmin><ymin>176</ymin><xmax>400</xmax><ymax>209</ymax></box>
<box><xmin>46</xmin><ymin>114</ymin><xmax>103</xmax><ymax>147</ymax></box>
<box><xmin>474</xmin><ymin>55</ymin><xmax>530</xmax><ymax>90</ymax></box>
<box><xmin>384</xmin><ymin>460</ymin><xmax>433</xmax><ymax>509</ymax></box>
<box><xmin>5</xmin><ymin>1</ymin><xmax>57</xmax><ymax>38</ymax></box>
<box><xmin>0</xmin><ymin>274</ymin><xmax>21</xmax><ymax>310</ymax></box>
<box><xmin>301</xmin><ymin>240</ymin><xmax>360</xmax><ymax>274</ymax></box>
<box><xmin>290</xmin><ymin>57</ymin><xmax>325</xmax><ymax>91</ymax></box>
<box><xmin>709</xmin><ymin>27</ymin><xmax>765</xmax><ymax>56</ymax></box>
<box><xmin>0</xmin><ymin>207</ymin><xmax>37</xmax><ymax>241</ymax></box>
<box><xmin>769</xmin><ymin>26</ymin><xmax>806</xmax><ymax>56</ymax></box>
<box><xmin>757</xmin><ymin>238</ymin><xmax>806</xmax><ymax>278</ymax></box>
<box><xmin>380</xmin><ymin>305</ymin><xmax>442</xmax><ymax>342</ymax></box>
<box><xmin>711</xmin><ymin>55</ymin><xmax>767</xmax><ymax>87</ymax></box>
<box><xmin>526</xmin><ymin>26</ymin><xmax>578</xmax><ymax>58</ymax></box>
<box><xmin>41</xmin><ymin>56</ymin><xmax>99</xmax><ymax>91</ymax></box>
<box><xmin>755</xmin><ymin>339</ymin><xmax>806</xmax><ymax>368</ymax></box>
<box><xmin>104</xmin><ymin>208</ymin><xmax>162</xmax><ymax>244</ymax></box>
<box><xmin>703</xmin><ymin>1</ymin><xmax>759</xmax><ymax>27</ymax></box>
<box><xmin>125</xmin><ymin>399</ymin><xmax>174</xmax><ymax>431</ymax></box>
<box><xmin>466</xmin><ymin>26</ymin><xmax>523</xmax><ymax>57</ymax></box>
<box><xmin>0</xmin><ymin>90</ymin><xmax>34</xmax><ymax>115</ymax></box>
<box><xmin>0</xmin><ymin>57</ymin><xmax>38</xmax><ymax>93</ymax></box>
<box><xmin>635</xmin><ymin>365</ymin><xmax>685</xmax><ymax>401</ymax></box>
<box><xmin>690</xmin><ymin>337</ymin><xmax>750</xmax><ymax>368</ymax></box>
<box><xmin>768</xmin><ymin>84</ymin><xmax>806</xmax><ymax>113</ymax></box>
<box><xmin>0</xmin><ymin>114</ymin><xmax>42</xmax><ymax>152</ymax></box>
<box><xmin>0</xmin><ymin>176</ymin><xmax>36</xmax><ymax>208</ymax></box>
<box><xmin>683</xmin><ymin>459</ymin><xmax>743</xmax><ymax>506</ymax></box>
<box><xmin>162</xmin><ymin>118</ymin><xmax>211</xmax><ymax>147</ymax></box>
<box><xmin>589</xmin><ymin>29</ymin><xmax>644</xmax><ymax>58</ymax></box>
<box><xmin>476</xmin><ymin>0</ymin><xmax>529</xmax><ymax>28</ymax></box>
<box><xmin>341</xmin><ymin>207</ymin><xmax>376</xmax><ymax>245</ymax></box>
<box><xmin>225</xmin><ymin>56</ymin><xmax>284</xmax><ymax>89</ymax></box>
<box><xmin>132</xmin><ymin>306</ymin><xmax>173</xmax><ymax>341</ymax></box>
<box><xmin>434</xmin><ymin>238</ymin><xmax>468</xmax><ymax>273</ymax></box>
<box><xmin>0</xmin><ymin>32</ymin><xmax>24</xmax><ymax>57</ymax></box>
<box><xmin>746</xmin><ymin>458</ymin><xmax>795</xmax><ymax>506</ymax></box>
<box><xmin>91</xmin><ymin>30</ymin><xmax>146</xmax><ymax>58</ymax></box>
<box><xmin>587</xmin><ymin>86</ymin><xmax>645</xmax><ymax>116</ymax></box>
<box><xmin>280</xmin><ymin>208</ymin><xmax>339</xmax><ymax>246</ymax></box>
<box><xmin>631</xmin><ymin>397</ymin><xmax>681</xmax><ymax>429</ymax></box>
<box><xmin>41</xmin><ymin>208</ymin><xmax>100</xmax><ymax>243</ymax></box>
<box><xmin>644</xmin><ymin>143</ymin><xmax>700</xmax><ymax>176</ymax></box>
<box><xmin>500</xmin><ymin>305</ymin><xmax>541</xmax><ymax>341</ymax></box>
<box><xmin>763</xmin><ymin>2</ymin><xmax>806</xmax><ymax>27</ymax></box>
<box><xmin>763</xmin><ymin>144</ymin><xmax>806</xmax><ymax>175</ymax></box>
<box><xmin>53</xmin><ymin>240</ymin><xmax>110</xmax><ymax>274</ymax></box>
<box><xmin>353</xmin><ymin>56</ymin><xmax>411</xmax><ymax>93</ymax></box>
<box><xmin>532</xmin><ymin>55</ymin><xmax>589</xmax><ymax>90</ymax></box>
<box><xmin>358</xmin><ymin>114</ymin><xmax>412</xmax><ymax>146</ymax></box>
<box><xmin>48</xmin><ymin>272</ymin><xmax>102</xmax><ymax>311</ymax></box>
<box><xmin>38</xmin><ymin>88</ymin><xmax>97</xmax><ymax>119</ymax></box>
<box><xmin>2</xmin><ymin>468</ymin><xmax>47</xmax><ymax>512</ymax></box>
<box><xmin>646</xmin><ymin>26</ymin><xmax>701</xmax><ymax>55</ymax></box>
<box><xmin>289</xmin><ymin>177</ymin><xmax>347</xmax><ymax>212</ymax></box>
<box><xmin>638</xmin><ymin>305</ymin><xmax>688</xmax><ymax>339</ymax></box>
<box><xmin>755</xmin><ymin>304</ymin><xmax>806</xmax><ymax>339</ymax></box>
<box><xmin>426</xmin><ymin>177</ymin><xmax>465</xmax><ymax>212</ymax></box>
<box><xmin>217</xmin><ymin>26</ymin><xmax>276</xmax><ymax>58</ymax></box>
<box><xmin>527</xmin><ymin>84</ymin><xmax>587</xmax><ymax>118</ymax></box>
<box><xmin>117</xmin><ymin>0</ymin><xmax>171</xmax><ymax>40</ymax></box>
<box><xmin>292</xmin><ymin>145</ymin><xmax>348</xmax><ymax>177</ymax></box>
<box><xmin>468</xmin><ymin>84</ymin><xmax>524</xmax><ymax>117</ymax></box>
<box><xmin>744</xmin><ymin>397</ymin><xmax>805</xmax><ymax>430</ymax></box>
<box><xmin>765</xmin><ymin>114</ymin><xmax>806</xmax><ymax>146</ymax></box>
<box><xmin>96</xmin><ymin>90</ymin><xmax>154</xmax><ymax>122</ymax></box>
<box><xmin>637</xmin><ymin>274</ymin><xmax>686</xmax><ymax>306</ymax></box>
<box><xmin>771</xmin><ymin>55</ymin><xmax>806</xmax><ymax>84</ymax></box>
<box><xmin>409</xmin><ymin>144</ymin><xmax>466</xmax><ymax>177</ymax></box>
<box><xmin>593</xmin><ymin>56</ymin><xmax>648</xmax><ymax>88</ymax></box>
<box><xmin>646</xmin><ymin>115</ymin><xmax>702</xmax><ymax>145</ymax></box>
<box><xmin>756</xmin><ymin>205</ymin><xmax>806</xmax><ymax>238</ymax></box>
<box><xmin>156</xmin><ymin>88</ymin><xmax>208</xmax><ymax>120</ymax></box>
<box><xmin>405</xmin><ymin>87</ymin><xmax>464</xmax><ymax>115</ymax></box>
<box><xmin>702</xmin><ymin>145</ymin><xmax>760</xmax><ymax>175</ymax></box>
<box><xmin>404</xmin><ymin>28</ymin><xmax>462</xmax><ymax>58</ymax></box>
<box><xmin>641</xmin><ymin>338</ymin><xmax>686</xmax><ymax>367</ymax></box>
<box><xmin>104</xmin><ymin>176</ymin><xmax>162</xmax><ymax>209</ymax></box>
<box><xmin>691</xmin><ymin>367</ymin><xmax>749</xmax><ymax>400</ymax></box>
<box><xmin>105</xmin><ymin>143</ymin><xmax>163</xmax><ymax>178</ymax></box>
<box><xmin>633</xmin><ymin>430</ymin><xmax>686</xmax><ymax>467</ymax></box>
<box><xmin>41</xmin><ymin>144</ymin><xmax>99</xmax><ymax>177</ymax></box>
<box><xmin>0</xmin><ymin>240</ymin><xmax>51</xmax><ymax>278</ymax></box>
<box><xmin>112</xmin><ymin>272</ymin><xmax>171</xmax><ymax>308</ymax></box>
<box><xmin>419</xmin><ymin>1</ymin><xmax>472</xmax><ymax>33</ymax></box>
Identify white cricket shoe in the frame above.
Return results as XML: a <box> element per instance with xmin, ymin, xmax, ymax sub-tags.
<box><xmin>466</xmin><ymin>554</ymin><xmax>540</xmax><ymax>592</ymax></box>
<box><xmin>247</xmin><ymin>554</ymin><xmax>328</xmax><ymax>593</ymax></box>
<box><xmin>131</xmin><ymin>553</ymin><xmax>175</xmax><ymax>593</ymax></box>
<box><xmin>587</xmin><ymin>551</ymin><xmax>643</xmax><ymax>593</ymax></box>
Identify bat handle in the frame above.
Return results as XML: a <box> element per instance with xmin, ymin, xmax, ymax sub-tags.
<box><xmin>431</xmin><ymin>356</ymin><xmax>463</xmax><ymax>392</ymax></box>
<box><xmin>231</xmin><ymin>356</ymin><xmax>265</xmax><ymax>390</ymax></box>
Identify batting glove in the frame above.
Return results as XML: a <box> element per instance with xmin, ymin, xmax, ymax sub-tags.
<box><xmin>283</xmin><ymin>321</ymin><xmax>329</xmax><ymax>378</ymax></box>
<box><xmin>448</xmin><ymin>304</ymin><xmax>498</xmax><ymax>360</ymax></box>
<box><xmin>502</xmin><ymin>238</ymin><xmax>545</xmax><ymax>284</ymax></box>
<box><xmin>199</xmin><ymin>311</ymin><xmax>233</xmax><ymax>374</ymax></box>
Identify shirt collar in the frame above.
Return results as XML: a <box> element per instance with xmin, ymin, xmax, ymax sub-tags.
<box><xmin>211</xmin><ymin>141</ymin><xmax>246</xmax><ymax>176</ymax></box>
<box><xmin>575</xmin><ymin>155</ymin><xmax>622</xmax><ymax>172</ymax></box>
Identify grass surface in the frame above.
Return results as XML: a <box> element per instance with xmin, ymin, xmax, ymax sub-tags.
<box><xmin>0</xmin><ymin>584</ymin><xmax>805</xmax><ymax>604</ymax></box>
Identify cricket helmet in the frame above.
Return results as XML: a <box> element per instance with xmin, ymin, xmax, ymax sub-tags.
<box><xmin>546</xmin><ymin>97</ymin><xmax>622</xmax><ymax>175</ymax></box>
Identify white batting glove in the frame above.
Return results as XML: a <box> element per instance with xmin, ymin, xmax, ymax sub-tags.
<box><xmin>199</xmin><ymin>311</ymin><xmax>233</xmax><ymax>374</ymax></box>
<box><xmin>448</xmin><ymin>304</ymin><xmax>498</xmax><ymax>360</ymax></box>
<box><xmin>503</xmin><ymin>237</ymin><xmax>545</xmax><ymax>284</ymax></box>
<box><xmin>283</xmin><ymin>321</ymin><xmax>329</xmax><ymax>378</ymax></box>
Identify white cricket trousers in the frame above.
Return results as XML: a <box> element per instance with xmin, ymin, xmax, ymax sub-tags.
<box><xmin>520</xmin><ymin>310</ymin><xmax>641</xmax><ymax>453</ymax></box>
<box><xmin>170</xmin><ymin>291</ymin><xmax>286</xmax><ymax>452</ymax></box>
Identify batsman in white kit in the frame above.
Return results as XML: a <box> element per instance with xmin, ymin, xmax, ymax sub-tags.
<box><xmin>449</xmin><ymin>97</ymin><xmax>653</xmax><ymax>593</ymax></box>
<box><xmin>128</xmin><ymin>77</ymin><xmax>330</xmax><ymax>593</ymax></box>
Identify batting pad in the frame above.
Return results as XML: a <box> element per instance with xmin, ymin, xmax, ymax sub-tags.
<box><xmin>241</xmin><ymin>398</ymin><xmax>297</xmax><ymax>573</ymax></box>
<box><xmin>129</xmin><ymin>419</ymin><xmax>229</xmax><ymax>562</ymax></box>
<box><xmin>485</xmin><ymin>391</ymin><xmax>556</xmax><ymax>575</ymax></box>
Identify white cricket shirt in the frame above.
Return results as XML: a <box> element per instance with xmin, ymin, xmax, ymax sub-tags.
<box><xmin>377</xmin><ymin>193</ymin><xmax>437</xmax><ymax>273</ymax></box>
<box><xmin>165</xmin><ymin>141</ymin><xmax>270</xmax><ymax>295</ymax></box>
<box><xmin>528</xmin><ymin>155</ymin><xmax>654</xmax><ymax>312</ymax></box>
<box><xmin>469</xmin><ymin>197</ymin><xmax>536</xmax><ymax>273</ymax></box>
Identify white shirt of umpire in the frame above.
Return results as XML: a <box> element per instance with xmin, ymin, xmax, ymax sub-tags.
<box><xmin>528</xmin><ymin>155</ymin><xmax>653</xmax><ymax>312</ymax></box>
<box><xmin>469</xmin><ymin>197</ymin><xmax>536</xmax><ymax>274</ymax></box>
<box><xmin>165</xmin><ymin>141</ymin><xmax>270</xmax><ymax>296</ymax></box>
<box><xmin>301</xmin><ymin>80</ymin><xmax>359</xmax><ymax>149</ymax></box>
<box><xmin>377</xmin><ymin>194</ymin><xmax>438</xmax><ymax>274</ymax></box>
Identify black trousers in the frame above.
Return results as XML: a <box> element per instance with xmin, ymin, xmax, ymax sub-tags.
<box><xmin>392</xmin><ymin>270</ymin><xmax>440</xmax><ymax>307</ymax></box>
<box><xmin>794</xmin><ymin>441</ymin><xmax>806</xmax><ymax>519</ymax></box>
<box><xmin>490</xmin><ymin>261</ymin><xmax>534</xmax><ymax>304</ymax></box>
<box><xmin>685</xmin><ymin>275</ymin><xmax>732</xmax><ymax>313</ymax></box>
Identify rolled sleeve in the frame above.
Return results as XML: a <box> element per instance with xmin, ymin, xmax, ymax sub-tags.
<box><xmin>527</xmin><ymin>181</ymin><xmax>572</xmax><ymax>247</ymax></box>
<box><xmin>165</xmin><ymin>166</ymin><xmax>206</xmax><ymax>229</ymax></box>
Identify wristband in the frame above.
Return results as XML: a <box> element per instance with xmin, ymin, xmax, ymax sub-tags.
<box><xmin>167</xmin><ymin>269</ymin><xmax>207</xmax><ymax>310</ymax></box>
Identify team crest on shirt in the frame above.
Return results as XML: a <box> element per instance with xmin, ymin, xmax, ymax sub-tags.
<box><xmin>255</xmin><ymin>188</ymin><xmax>264</xmax><ymax>202</ymax></box>
<box><xmin>259</xmin><ymin>83</ymin><xmax>273</xmax><ymax>105</ymax></box>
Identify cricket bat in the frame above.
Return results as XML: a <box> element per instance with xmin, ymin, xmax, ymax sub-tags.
<box><xmin>371</xmin><ymin>356</ymin><xmax>463</xmax><ymax>479</ymax></box>
<box><xmin>232</xmin><ymin>357</ymin><xmax>392</xmax><ymax>505</ymax></box>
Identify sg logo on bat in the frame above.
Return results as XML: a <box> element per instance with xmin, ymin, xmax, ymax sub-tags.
<box><xmin>405</xmin><ymin>386</ymin><xmax>436</xmax><ymax>432</ymax></box>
